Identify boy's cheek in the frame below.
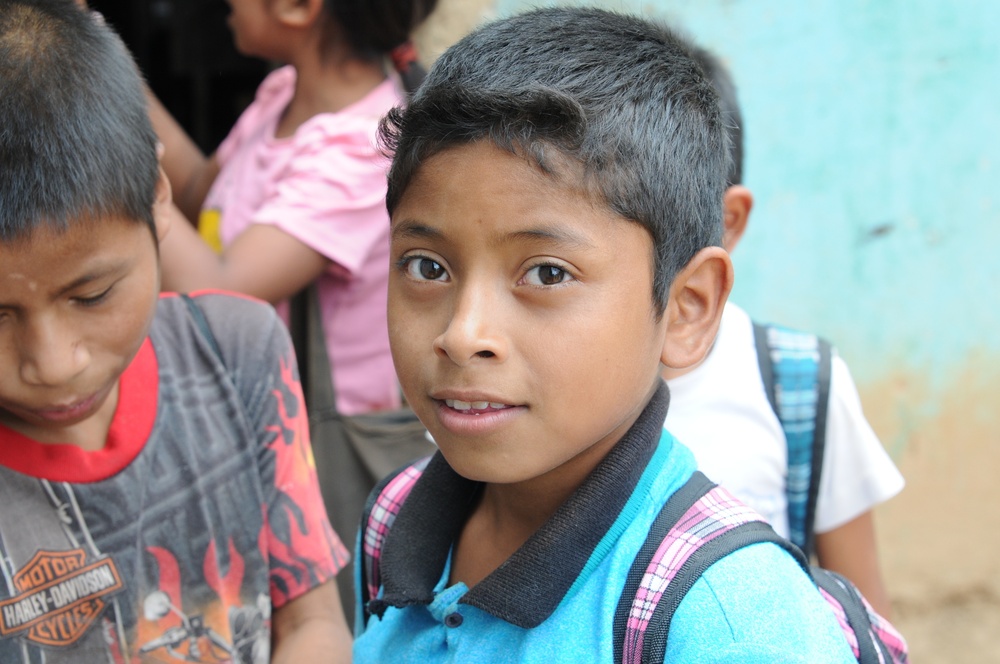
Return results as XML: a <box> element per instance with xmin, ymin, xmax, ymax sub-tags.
<box><xmin>388</xmin><ymin>313</ymin><xmax>427</xmax><ymax>379</ymax></box>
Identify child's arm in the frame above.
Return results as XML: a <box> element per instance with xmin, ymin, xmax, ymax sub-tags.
<box><xmin>814</xmin><ymin>510</ymin><xmax>893</xmax><ymax>618</ymax></box>
<box><xmin>812</xmin><ymin>357</ymin><xmax>902</xmax><ymax>619</ymax></box>
<box><xmin>157</xmin><ymin>199</ymin><xmax>329</xmax><ymax>304</ymax></box>
<box><xmin>272</xmin><ymin>581</ymin><xmax>352</xmax><ymax>663</ymax></box>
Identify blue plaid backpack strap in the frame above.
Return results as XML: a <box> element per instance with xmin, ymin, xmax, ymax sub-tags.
<box><xmin>358</xmin><ymin>456</ymin><xmax>432</xmax><ymax>623</ymax></box>
<box><xmin>613</xmin><ymin>471</ymin><xmax>776</xmax><ymax>664</ymax></box>
<box><xmin>752</xmin><ymin>322</ymin><xmax>833</xmax><ymax>558</ymax></box>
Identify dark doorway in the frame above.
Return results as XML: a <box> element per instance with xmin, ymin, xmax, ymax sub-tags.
<box><xmin>91</xmin><ymin>0</ymin><xmax>269</xmax><ymax>153</ymax></box>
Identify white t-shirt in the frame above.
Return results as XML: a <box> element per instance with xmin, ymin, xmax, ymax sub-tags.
<box><xmin>664</xmin><ymin>303</ymin><xmax>904</xmax><ymax>538</ymax></box>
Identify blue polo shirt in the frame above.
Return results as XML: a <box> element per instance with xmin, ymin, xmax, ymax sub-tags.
<box><xmin>354</xmin><ymin>384</ymin><xmax>855</xmax><ymax>663</ymax></box>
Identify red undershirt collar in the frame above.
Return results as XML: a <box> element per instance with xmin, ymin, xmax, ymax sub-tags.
<box><xmin>0</xmin><ymin>338</ymin><xmax>158</xmax><ymax>483</ymax></box>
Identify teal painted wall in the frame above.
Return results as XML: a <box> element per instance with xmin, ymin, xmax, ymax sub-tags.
<box><xmin>496</xmin><ymin>0</ymin><xmax>1000</xmax><ymax>401</ymax></box>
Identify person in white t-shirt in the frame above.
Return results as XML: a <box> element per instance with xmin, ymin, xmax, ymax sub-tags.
<box><xmin>663</xmin><ymin>44</ymin><xmax>904</xmax><ymax>618</ymax></box>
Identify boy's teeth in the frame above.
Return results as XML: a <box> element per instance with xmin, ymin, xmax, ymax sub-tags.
<box><xmin>444</xmin><ymin>399</ymin><xmax>509</xmax><ymax>411</ymax></box>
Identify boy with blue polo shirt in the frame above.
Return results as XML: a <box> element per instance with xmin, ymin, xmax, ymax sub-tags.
<box><xmin>353</xmin><ymin>7</ymin><xmax>856</xmax><ymax>663</ymax></box>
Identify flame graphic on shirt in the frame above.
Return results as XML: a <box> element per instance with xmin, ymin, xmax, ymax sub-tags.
<box><xmin>203</xmin><ymin>539</ymin><xmax>246</xmax><ymax>623</ymax></box>
<box><xmin>262</xmin><ymin>356</ymin><xmax>346</xmax><ymax>606</ymax></box>
<box><xmin>138</xmin><ymin>545</ymin><xmax>245</xmax><ymax>662</ymax></box>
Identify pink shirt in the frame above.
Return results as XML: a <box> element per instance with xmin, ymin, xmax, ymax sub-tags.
<box><xmin>203</xmin><ymin>66</ymin><xmax>401</xmax><ymax>414</ymax></box>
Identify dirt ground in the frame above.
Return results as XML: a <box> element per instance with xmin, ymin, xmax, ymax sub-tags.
<box><xmin>892</xmin><ymin>594</ymin><xmax>1000</xmax><ymax>663</ymax></box>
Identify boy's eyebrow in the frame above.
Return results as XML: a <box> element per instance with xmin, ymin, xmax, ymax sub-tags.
<box><xmin>391</xmin><ymin>221</ymin><xmax>596</xmax><ymax>250</ymax></box>
<box><xmin>391</xmin><ymin>221</ymin><xmax>442</xmax><ymax>242</ymax></box>
<box><xmin>499</xmin><ymin>228</ymin><xmax>596</xmax><ymax>250</ymax></box>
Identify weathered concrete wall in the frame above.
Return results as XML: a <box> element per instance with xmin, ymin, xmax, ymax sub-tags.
<box><xmin>420</xmin><ymin>1</ymin><xmax>1000</xmax><ymax>659</ymax></box>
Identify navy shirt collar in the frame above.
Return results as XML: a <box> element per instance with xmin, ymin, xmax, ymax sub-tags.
<box><xmin>373</xmin><ymin>381</ymin><xmax>670</xmax><ymax>628</ymax></box>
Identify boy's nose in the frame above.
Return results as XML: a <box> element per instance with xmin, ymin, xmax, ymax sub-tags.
<box><xmin>19</xmin><ymin>321</ymin><xmax>90</xmax><ymax>388</ymax></box>
<box><xmin>433</xmin><ymin>287</ymin><xmax>508</xmax><ymax>365</ymax></box>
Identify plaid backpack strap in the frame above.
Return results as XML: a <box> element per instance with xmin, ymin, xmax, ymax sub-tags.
<box><xmin>811</xmin><ymin>568</ymin><xmax>910</xmax><ymax>664</ymax></box>
<box><xmin>613</xmin><ymin>471</ymin><xmax>779</xmax><ymax>664</ymax></box>
<box><xmin>358</xmin><ymin>456</ymin><xmax>432</xmax><ymax>624</ymax></box>
<box><xmin>612</xmin><ymin>473</ymin><xmax>909</xmax><ymax>664</ymax></box>
<box><xmin>742</xmin><ymin>534</ymin><xmax>910</xmax><ymax>664</ymax></box>
<box><xmin>753</xmin><ymin>322</ymin><xmax>833</xmax><ymax>558</ymax></box>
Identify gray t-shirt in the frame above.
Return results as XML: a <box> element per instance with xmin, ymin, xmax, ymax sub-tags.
<box><xmin>0</xmin><ymin>293</ymin><xmax>346</xmax><ymax>663</ymax></box>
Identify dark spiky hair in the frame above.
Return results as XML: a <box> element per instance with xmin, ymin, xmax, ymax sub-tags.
<box><xmin>379</xmin><ymin>7</ymin><xmax>729</xmax><ymax>313</ymax></box>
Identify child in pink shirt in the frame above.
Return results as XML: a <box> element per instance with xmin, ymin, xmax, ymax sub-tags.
<box><xmin>151</xmin><ymin>0</ymin><xmax>438</xmax><ymax>415</ymax></box>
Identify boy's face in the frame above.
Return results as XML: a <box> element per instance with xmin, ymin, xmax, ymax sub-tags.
<box><xmin>0</xmin><ymin>217</ymin><xmax>160</xmax><ymax>447</ymax></box>
<box><xmin>388</xmin><ymin>141</ymin><xmax>669</xmax><ymax>489</ymax></box>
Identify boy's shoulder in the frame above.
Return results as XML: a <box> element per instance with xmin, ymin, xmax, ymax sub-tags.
<box><xmin>156</xmin><ymin>288</ymin><xmax>274</xmax><ymax>315</ymax></box>
<box><xmin>668</xmin><ymin>542</ymin><xmax>856</xmax><ymax>662</ymax></box>
<box><xmin>618</xmin><ymin>471</ymin><xmax>856</xmax><ymax>662</ymax></box>
<box><xmin>153</xmin><ymin>290</ymin><xmax>280</xmax><ymax>340</ymax></box>
<box><xmin>150</xmin><ymin>290</ymin><xmax>290</xmax><ymax>380</ymax></box>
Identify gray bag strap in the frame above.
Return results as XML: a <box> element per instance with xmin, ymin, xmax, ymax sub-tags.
<box><xmin>289</xmin><ymin>284</ymin><xmax>339</xmax><ymax>416</ymax></box>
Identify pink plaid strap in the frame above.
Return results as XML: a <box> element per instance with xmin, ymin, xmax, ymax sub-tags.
<box><xmin>867</xmin><ymin>605</ymin><xmax>908</xmax><ymax>663</ymax></box>
<box><xmin>613</xmin><ymin>471</ymin><xmax>909</xmax><ymax>664</ymax></box>
<box><xmin>614</xmin><ymin>472</ymin><xmax>767</xmax><ymax>664</ymax></box>
<box><xmin>360</xmin><ymin>458</ymin><xmax>430</xmax><ymax>610</ymax></box>
<box><xmin>820</xmin><ymin>586</ymin><xmax>863</xmax><ymax>658</ymax></box>
<box><xmin>812</xmin><ymin>569</ymin><xmax>909</xmax><ymax>664</ymax></box>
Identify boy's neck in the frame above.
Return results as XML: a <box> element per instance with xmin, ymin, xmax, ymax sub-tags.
<box><xmin>450</xmin><ymin>446</ymin><xmax>616</xmax><ymax>589</ymax></box>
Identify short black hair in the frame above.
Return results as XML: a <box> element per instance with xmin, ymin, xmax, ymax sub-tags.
<box><xmin>379</xmin><ymin>7</ymin><xmax>729</xmax><ymax>313</ymax></box>
<box><xmin>687</xmin><ymin>45</ymin><xmax>743</xmax><ymax>186</ymax></box>
<box><xmin>0</xmin><ymin>0</ymin><xmax>159</xmax><ymax>242</ymax></box>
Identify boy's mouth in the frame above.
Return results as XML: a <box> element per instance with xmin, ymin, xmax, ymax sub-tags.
<box><xmin>32</xmin><ymin>391</ymin><xmax>103</xmax><ymax>424</ymax></box>
<box><xmin>444</xmin><ymin>399</ymin><xmax>510</xmax><ymax>414</ymax></box>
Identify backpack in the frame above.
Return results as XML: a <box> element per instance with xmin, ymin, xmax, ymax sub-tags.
<box><xmin>612</xmin><ymin>470</ymin><xmax>908</xmax><ymax>664</ymax></box>
<box><xmin>752</xmin><ymin>322</ymin><xmax>833</xmax><ymax>559</ymax></box>
<box><xmin>358</xmin><ymin>463</ymin><xmax>908</xmax><ymax>664</ymax></box>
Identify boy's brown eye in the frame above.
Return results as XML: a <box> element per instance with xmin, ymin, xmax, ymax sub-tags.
<box><xmin>419</xmin><ymin>259</ymin><xmax>445</xmax><ymax>281</ymax></box>
<box><xmin>538</xmin><ymin>266</ymin><xmax>564</xmax><ymax>285</ymax></box>
<box><xmin>402</xmin><ymin>256</ymin><xmax>448</xmax><ymax>282</ymax></box>
<box><xmin>525</xmin><ymin>264</ymin><xmax>572</xmax><ymax>287</ymax></box>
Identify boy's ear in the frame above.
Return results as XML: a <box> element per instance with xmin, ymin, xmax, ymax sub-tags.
<box><xmin>152</xmin><ymin>166</ymin><xmax>173</xmax><ymax>243</ymax></box>
<box><xmin>660</xmin><ymin>246</ymin><xmax>734</xmax><ymax>371</ymax></box>
<box><xmin>722</xmin><ymin>185</ymin><xmax>753</xmax><ymax>253</ymax></box>
<box><xmin>270</xmin><ymin>0</ymin><xmax>323</xmax><ymax>28</ymax></box>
